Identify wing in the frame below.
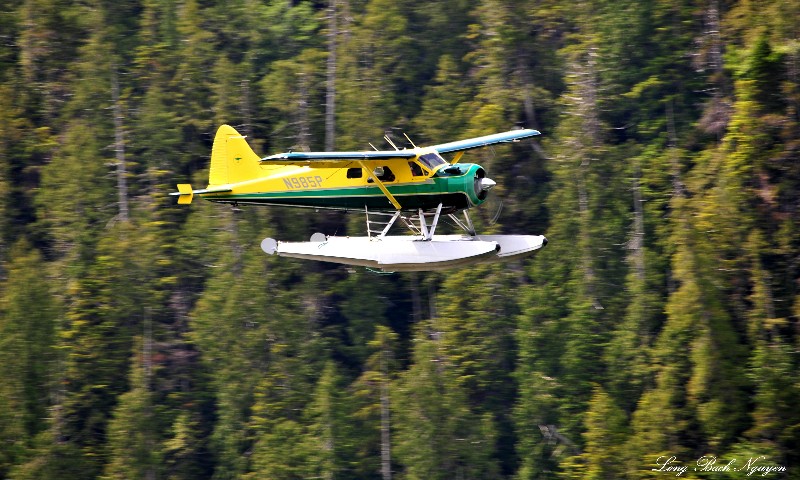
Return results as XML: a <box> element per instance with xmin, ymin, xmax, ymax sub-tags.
<box><xmin>260</xmin><ymin>150</ymin><xmax>416</xmax><ymax>168</ymax></box>
<box><xmin>259</xmin><ymin>129</ymin><xmax>540</xmax><ymax>166</ymax></box>
<box><xmin>428</xmin><ymin>129</ymin><xmax>540</xmax><ymax>154</ymax></box>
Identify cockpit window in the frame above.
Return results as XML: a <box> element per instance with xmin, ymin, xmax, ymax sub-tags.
<box><xmin>418</xmin><ymin>153</ymin><xmax>447</xmax><ymax>170</ymax></box>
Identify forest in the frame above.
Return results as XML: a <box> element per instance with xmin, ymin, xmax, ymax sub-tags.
<box><xmin>0</xmin><ymin>0</ymin><xmax>799</xmax><ymax>478</ymax></box>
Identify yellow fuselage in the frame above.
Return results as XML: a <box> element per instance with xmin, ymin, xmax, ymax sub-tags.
<box><xmin>203</xmin><ymin>160</ymin><xmax>489</xmax><ymax>212</ymax></box>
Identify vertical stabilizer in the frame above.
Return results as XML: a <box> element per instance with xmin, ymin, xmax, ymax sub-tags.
<box><xmin>208</xmin><ymin>125</ymin><xmax>261</xmax><ymax>186</ymax></box>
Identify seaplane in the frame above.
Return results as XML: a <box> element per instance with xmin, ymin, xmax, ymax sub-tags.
<box><xmin>172</xmin><ymin>125</ymin><xmax>547</xmax><ymax>272</ymax></box>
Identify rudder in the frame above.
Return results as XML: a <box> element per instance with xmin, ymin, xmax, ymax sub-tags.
<box><xmin>208</xmin><ymin>125</ymin><xmax>261</xmax><ymax>186</ymax></box>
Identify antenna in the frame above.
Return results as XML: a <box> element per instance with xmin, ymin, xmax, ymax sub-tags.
<box><xmin>369</xmin><ymin>142</ymin><xmax>379</xmax><ymax>151</ymax></box>
<box><xmin>403</xmin><ymin>133</ymin><xmax>418</xmax><ymax>149</ymax></box>
<box><xmin>384</xmin><ymin>135</ymin><xmax>400</xmax><ymax>151</ymax></box>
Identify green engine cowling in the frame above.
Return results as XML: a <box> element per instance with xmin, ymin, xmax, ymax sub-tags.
<box><xmin>434</xmin><ymin>163</ymin><xmax>495</xmax><ymax>208</ymax></box>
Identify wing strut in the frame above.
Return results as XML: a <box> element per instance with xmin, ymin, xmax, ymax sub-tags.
<box><xmin>358</xmin><ymin>160</ymin><xmax>402</xmax><ymax>210</ymax></box>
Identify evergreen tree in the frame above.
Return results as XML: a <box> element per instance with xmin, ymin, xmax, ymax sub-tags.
<box><xmin>304</xmin><ymin>360</ymin><xmax>347</xmax><ymax>480</ymax></box>
<box><xmin>261</xmin><ymin>48</ymin><xmax>328</xmax><ymax>151</ymax></box>
<box><xmin>411</xmin><ymin>55</ymin><xmax>475</xmax><ymax>143</ymax></box>
<box><xmin>170</xmin><ymin>0</ymin><xmax>217</xmax><ymax>134</ymax></box>
<box><xmin>35</xmin><ymin>3</ymin><xmax>119</xmax><ymax>261</ymax></box>
<box><xmin>102</xmin><ymin>340</ymin><xmax>161</xmax><ymax>480</ymax></box>
<box><xmin>1</xmin><ymin>1</ymin><xmax>800</xmax><ymax>478</ymax></box>
<box><xmin>0</xmin><ymin>241</ymin><xmax>58</xmax><ymax>476</ymax></box>
<box><xmin>743</xmin><ymin>232</ymin><xmax>800</xmax><ymax>471</ymax></box>
<box><xmin>0</xmin><ymin>81</ymin><xmax>46</xmax><ymax>257</ymax></box>
<box><xmin>433</xmin><ymin>264</ymin><xmax>525</xmax><ymax>474</ymax></box>
<box><xmin>559</xmin><ymin>385</ymin><xmax>628</xmax><ymax>479</ymax></box>
<box><xmin>335</xmin><ymin>0</ymin><xmax>416</xmax><ymax>148</ymax></box>
<box><xmin>353</xmin><ymin>325</ymin><xmax>400</xmax><ymax>480</ymax></box>
<box><xmin>190</xmin><ymin>212</ymin><xmax>326</xmax><ymax>477</ymax></box>
<box><xmin>393</xmin><ymin>321</ymin><xmax>499</xmax><ymax>480</ymax></box>
<box><xmin>468</xmin><ymin>0</ymin><xmax>563</xmax><ymax>132</ymax></box>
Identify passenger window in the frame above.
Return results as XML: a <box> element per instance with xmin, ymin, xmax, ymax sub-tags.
<box><xmin>347</xmin><ymin>167</ymin><xmax>362</xmax><ymax>178</ymax></box>
<box><xmin>367</xmin><ymin>166</ymin><xmax>395</xmax><ymax>182</ymax></box>
<box><xmin>409</xmin><ymin>161</ymin><xmax>424</xmax><ymax>176</ymax></box>
<box><xmin>381</xmin><ymin>167</ymin><xmax>395</xmax><ymax>182</ymax></box>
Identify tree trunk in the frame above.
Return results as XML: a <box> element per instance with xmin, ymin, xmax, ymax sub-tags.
<box><xmin>112</xmin><ymin>69</ymin><xmax>129</xmax><ymax>222</ymax></box>
<box><xmin>380</xmin><ymin>347</ymin><xmax>392</xmax><ymax>480</ymax></box>
<box><xmin>629</xmin><ymin>157</ymin><xmax>646</xmax><ymax>281</ymax></box>
<box><xmin>325</xmin><ymin>0</ymin><xmax>338</xmax><ymax>151</ymax></box>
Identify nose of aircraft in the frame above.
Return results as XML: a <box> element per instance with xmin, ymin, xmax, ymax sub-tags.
<box><xmin>473</xmin><ymin>168</ymin><xmax>496</xmax><ymax>201</ymax></box>
<box><xmin>479</xmin><ymin>177</ymin><xmax>496</xmax><ymax>191</ymax></box>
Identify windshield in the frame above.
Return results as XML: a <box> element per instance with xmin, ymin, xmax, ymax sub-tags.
<box><xmin>418</xmin><ymin>152</ymin><xmax>447</xmax><ymax>170</ymax></box>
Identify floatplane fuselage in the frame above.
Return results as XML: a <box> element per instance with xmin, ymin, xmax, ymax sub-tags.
<box><xmin>172</xmin><ymin>125</ymin><xmax>547</xmax><ymax>272</ymax></box>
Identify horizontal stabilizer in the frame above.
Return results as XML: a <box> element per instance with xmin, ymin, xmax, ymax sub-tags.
<box><xmin>175</xmin><ymin>184</ymin><xmax>193</xmax><ymax>204</ymax></box>
<box><xmin>170</xmin><ymin>184</ymin><xmax>233</xmax><ymax>204</ymax></box>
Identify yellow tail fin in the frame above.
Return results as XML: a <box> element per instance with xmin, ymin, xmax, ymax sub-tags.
<box><xmin>208</xmin><ymin>125</ymin><xmax>262</xmax><ymax>186</ymax></box>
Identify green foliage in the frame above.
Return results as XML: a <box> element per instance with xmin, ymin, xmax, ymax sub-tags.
<box><xmin>393</xmin><ymin>322</ymin><xmax>500</xmax><ymax>479</ymax></box>
<box><xmin>0</xmin><ymin>241</ymin><xmax>58</xmax><ymax>476</ymax></box>
<box><xmin>303</xmin><ymin>361</ymin><xmax>345</xmax><ymax>479</ymax></box>
<box><xmin>261</xmin><ymin>48</ymin><xmax>328</xmax><ymax>149</ymax></box>
<box><xmin>412</xmin><ymin>55</ymin><xmax>475</xmax><ymax>142</ymax></box>
<box><xmin>559</xmin><ymin>385</ymin><xmax>628</xmax><ymax>479</ymax></box>
<box><xmin>102</xmin><ymin>342</ymin><xmax>162</xmax><ymax>480</ymax></box>
<box><xmin>2</xmin><ymin>0</ymin><xmax>800</xmax><ymax>478</ymax></box>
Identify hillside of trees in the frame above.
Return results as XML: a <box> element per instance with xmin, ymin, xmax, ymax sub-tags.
<box><xmin>1</xmin><ymin>0</ymin><xmax>799</xmax><ymax>478</ymax></box>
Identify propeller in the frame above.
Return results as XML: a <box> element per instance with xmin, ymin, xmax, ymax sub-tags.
<box><xmin>472</xmin><ymin>168</ymin><xmax>504</xmax><ymax>226</ymax></box>
<box><xmin>473</xmin><ymin>145</ymin><xmax>508</xmax><ymax>226</ymax></box>
<box><xmin>473</xmin><ymin>168</ymin><xmax>496</xmax><ymax>200</ymax></box>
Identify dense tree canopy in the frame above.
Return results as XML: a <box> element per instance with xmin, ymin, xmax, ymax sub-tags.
<box><xmin>1</xmin><ymin>0</ymin><xmax>799</xmax><ymax>478</ymax></box>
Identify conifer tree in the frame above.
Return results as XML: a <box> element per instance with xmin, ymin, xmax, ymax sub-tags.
<box><xmin>0</xmin><ymin>241</ymin><xmax>58</xmax><ymax>476</ymax></box>
<box><xmin>335</xmin><ymin>0</ymin><xmax>415</xmax><ymax>147</ymax></box>
<box><xmin>0</xmin><ymin>380</ymin><xmax>25</xmax><ymax>477</ymax></box>
<box><xmin>102</xmin><ymin>340</ymin><xmax>161</xmax><ymax>480</ymax></box>
<box><xmin>2</xmin><ymin>1</ymin><xmax>800</xmax><ymax>478</ymax></box>
<box><xmin>603</xmin><ymin>148</ymin><xmax>667</xmax><ymax>413</ymax></box>
<box><xmin>354</xmin><ymin>325</ymin><xmax>400</xmax><ymax>480</ymax></box>
<box><xmin>261</xmin><ymin>48</ymin><xmax>328</xmax><ymax>151</ymax></box>
<box><xmin>393</xmin><ymin>321</ymin><xmax>499</xmax><ymax>480</ymax></box>
<box><xmin>468</xmin><ymin>0</ymin><xmax>563</xmax><ymax>131</ymax></box>
<box><xmin>304</xmin><ymin>360</ymin><xmax>346</xmax><ymax>480</ymax></box>
<box><xmin>0</xmin><ymin>81</ymin><xmax>43</xmax><ymax>259</ymax></box>
<box><xmin>559</xmin><ymin>385</ymin><xmax>628</xmax><ymax>479</ymax></box>
<box><xmin>170</xmin><ymin>0</ymin><xmax>217</xmax><ymax>133</ymax></box>
<box><xmin>742</xmin><ymin>232</ymin><xmax>800</xmax><ymax>469</ymax></box>
<box><xmin>35</xmin><ymin>4</ymin><xmax>119</xmax><ymax>259</ymax></box>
